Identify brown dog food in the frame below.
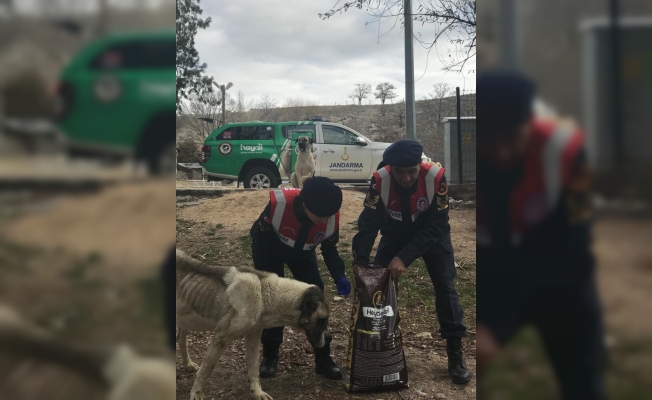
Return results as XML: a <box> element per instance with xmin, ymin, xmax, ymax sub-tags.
<box><xmin>343</xmin><ymin>262</ymin><xmax>408</xmax><ymax>392</ymax></box>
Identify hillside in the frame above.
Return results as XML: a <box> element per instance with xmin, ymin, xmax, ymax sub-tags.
<box><xmin>177</xmin><ymin>94</ymin><xmax>476</xmax><ymax>163</ymax></box>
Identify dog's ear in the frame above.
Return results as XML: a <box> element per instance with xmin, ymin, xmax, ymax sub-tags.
<box><xmin>298</xmin><ymin>286</ymin><xmax>323</xmax><ymax>317</ymax></box>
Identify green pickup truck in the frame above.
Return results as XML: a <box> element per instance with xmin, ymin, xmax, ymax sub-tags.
<box><xmin>53</xmin><ymin>30</ymin><xmax>176</xmax><ymax>174</ymax></box>
<box><xmin>200</xmin><ymin>121</ymin><xmax>431</xmax><ymax>188</ymax></box>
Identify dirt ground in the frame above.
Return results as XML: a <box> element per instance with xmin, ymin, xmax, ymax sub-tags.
<box><xmin>481</xmin><ymin>215</ymin><xmax>652</xmax><ymax>399</ymax></box>
<box><xmin>0</xmin><ymin>179</ymin><xmax>175</xmax><ymax>400</ymax></box>
<box><xmin>176</xmin><ymin>189</ymin><xmax>477</xmax><ymax>400</ymax></box>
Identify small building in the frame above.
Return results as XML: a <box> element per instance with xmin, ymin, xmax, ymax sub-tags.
<box><xmin>177</xmin><ymin>163</ymin><xmax>203</xmax><ymax>180</ymax></box>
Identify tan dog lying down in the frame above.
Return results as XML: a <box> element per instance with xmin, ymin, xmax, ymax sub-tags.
<box><xmin>176</xmin><ymin>249</ymin><xmax>330</xmax><ymax>400</ymax></box>
<box><xmin>0</xmin><ymin>304</ymin><xmax>175</xmax><ymax>400</ymax></box>
<box><xmin>290</xmin><ymin>136</ymin><xmax>316</xmax><ymax>189</ymax></box>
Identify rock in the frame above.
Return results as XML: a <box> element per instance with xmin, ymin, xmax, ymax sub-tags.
<box><xmin>415</xmin><ymin>332</ymin><xmax>432</xmax><ymax>339</ymax></box>
<box><xmin>449</xmin><ymin>199</ymin><xmax>463</xmax><ymax>209</ymax></box>
<box><xmin>435</xmin><ymin>393</ymin><xmax>447</xmax><ymax>399</ymax></box>
<box><xmin>333</xmin><ymin>296</ymin><xmax>344</xmax><ymax>301</ymax></box>
<box><xmin>415</xmin><ymin>389</ymin><xmax>427</xmax><ymax>397</ymax></box>
<box><xmin>463</xmin><ymin>200</ymin><xmax>476</xmax><ymax>209</ymax></box>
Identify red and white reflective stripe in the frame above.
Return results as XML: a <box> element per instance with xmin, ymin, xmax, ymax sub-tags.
<box><xmin>542</xmin><ymin>125</ymin><xmax>575</xmax><ymax>208</ymax></box>
<box><xmin>377</xmin><ymin>167</ymin><xmax>391</xmax><ymax>207</ymax></box>
<box><xmin>271</xmin><ymin>190</ymin><xmax>286</xmax><ymax>232</ymax></box>
<box><xmin>278</xmin><ymin>233</ymin><xmax>297</xmax><ymax>247</ymax></box>
<box><xmin>425</xmin><ymin>164</ymin><xmax>441</xmax><ymax>206</ymax></box>
<box><xmin>326</xmin><ymin>214</ymin><xmax>336</xmax><ymax>237</ymax></box>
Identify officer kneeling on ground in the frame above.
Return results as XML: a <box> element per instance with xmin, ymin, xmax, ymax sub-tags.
<box><xmin>250</xmin><ymin>177</ymin><xmax>351</xmax><ymax>380</ymax></box>
<box><xmin>352</xmin><ymin>140</ymin><xmax>471</xmax><ymax>384</ymax></box>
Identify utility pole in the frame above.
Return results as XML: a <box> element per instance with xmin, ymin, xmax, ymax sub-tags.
<box><xmin>213</xmin><ymin>82</ymin><xmax>233</xmax><ymax>126</ymax></box>
<box><xmin>609</xmin><ymin>0</ymin><xmax>623</xmax><ymax>164</ymax></box>
<box><xmin>97</xmin><ymin>0</ymin><xmax>109</xmax><ymax>38</ymax></box>
<box><xmin>498</xmin><ymin>0</ymin><xmax>520</xmax><ymax>68</ymax></box>
<box><xmin>404</xmin><ymin>0</ymin><xmax>416</xmax><ymax>140</ymax></box>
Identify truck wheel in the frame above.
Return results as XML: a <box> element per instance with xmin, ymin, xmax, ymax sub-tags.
<box><xmin>243</xmin><ymin>167</ymin><xmax>277</xmax><ymax>189</ymax></box>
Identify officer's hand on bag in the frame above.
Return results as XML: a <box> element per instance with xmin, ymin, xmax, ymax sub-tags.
<box><xmin>388</xmin><ymin>257</ymin><xmax>406</xmax><ymax>280</ymax></box>
<box><xmin>336</xmin><ymin>277</ymin><xmax>351</xmax><ymax>298</ymax></box>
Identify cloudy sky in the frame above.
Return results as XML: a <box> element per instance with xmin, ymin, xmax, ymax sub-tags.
<box><xmin>196</xmin><ymin>0</ymin><xmax>475</xmax><ymax>107</ymax></box>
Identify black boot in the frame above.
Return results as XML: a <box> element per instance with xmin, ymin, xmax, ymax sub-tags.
<box><xmin>446</xmin><ymin>337</ymin><xmax>471</xmax><ymax>384</ymax></box>
<box><xmin>259</xmin><ymin>342</ymin><xmax>280</xmax><ymax>378</ymax></box>
<box><xmin>314</xmin><ymin>336</ymin><xmax>342</xmax><ymax>380</ymax></box>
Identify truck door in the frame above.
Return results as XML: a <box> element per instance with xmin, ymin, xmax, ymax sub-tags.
<box><xmin>318</xmin><ymin>124</ymin><xmax>371</xmax><ymax>180</ymax></box>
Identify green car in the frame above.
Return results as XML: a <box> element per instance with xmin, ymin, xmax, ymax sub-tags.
<box><xmin>53</xmin><ymin>30</ymin><xmax>175</xmax><ymax>174</ymax></box>
<box><xmin>201</xmin><ymin>121</ymin><xmax>431</xmax><ymax>189</ymax></box>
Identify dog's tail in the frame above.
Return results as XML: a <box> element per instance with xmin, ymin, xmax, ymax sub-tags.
<box><xmin>176</xmin><ymin>248</ymin><xmax>223</xmax><ymax>275</ymax></box>
<box><xmin>176</xmin><ymin>248</ymin><xmax>239</xmax><ymax>286</ymax></box>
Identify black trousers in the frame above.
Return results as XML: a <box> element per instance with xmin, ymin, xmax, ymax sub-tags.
<box><xmin>374</xmin><ymin>234</ymin><xmax>467</xmax><ymax>339</ymax></box>
<box><xmin>251</xmin><ymin>234</ymin><xmax>324</xmax><ymax>346</ymax></box>
<box><xmin>478</xmin><ymin>261</ymin><xmax>607</xmax><ymax>400</ymax></box>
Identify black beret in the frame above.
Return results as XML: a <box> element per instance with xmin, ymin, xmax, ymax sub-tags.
<box><xmin>477</xmin><ymin>68</ymin><xmax>536</xmax><ymax>139</ymax></box>
<box><xmin>383</xmin><ymin>139</ymin><xmax>423</xmax><ymax>167</ymax></box>
<box><xmin>301</xmin><ymin>177</ymin><xmax>342</xmax><ymax>217</ymax></box>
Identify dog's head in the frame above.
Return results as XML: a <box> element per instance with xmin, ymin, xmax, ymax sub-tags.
<box><xmin>296</xmin><ymin>285</ymin><xmax>330</xmax><ymax>348</ymax></box>
<box><xmin>296</xmin><ymin>136</ymin><xmax>311</xmax><ymax>152</ymax></box>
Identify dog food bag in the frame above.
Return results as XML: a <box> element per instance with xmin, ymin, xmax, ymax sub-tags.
<box><xmin>343</xmin><ymin>261</ymin><xmax>408</xmax><ymax>392</ymax></box>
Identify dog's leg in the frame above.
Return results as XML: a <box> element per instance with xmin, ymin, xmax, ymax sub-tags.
<box><xmin>189</xmin><ymin>334</ymin><xmax>228</xmax><ymax>400</ymax></box>
<box><xmin>245</xmin><ymin>328</ymin><xmax>273</xmax><ymax>400</ymax></box>
<box><xmin>290</xmin><ymin>172</ymin><xmax>298</xmax><ymax>189</ymax></box>
<box><xmin>178</xmin><ymin>328</ymin><xmax>200</xmax><ymax>371</ymax></box>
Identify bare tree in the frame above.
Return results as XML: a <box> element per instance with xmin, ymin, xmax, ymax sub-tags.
<box><xmin>374</xmin><ymin>82</ymin><xmax>398</xmax><ymax>105</ymax></box>
<box><xmin>177</xmin><ymin>136</ymin><xmax>201</xmax><ymax>163</ymax></box>
<box><xmin>250</xmin><ymin>94</ymin><xmax>279</xmax><ymax>122</ymax></box>
<box><xmin>375</xmin><ymin>82</ymin><xmax>398</xmax><ymax>116</ymax></box>
<box><xmin>320</xmin><ymin>0</ymin><xmax>476</xmax><ymax>74</ymax></box>
<box><xmin>282</xmin><ymin>96</ymin><xmax>319</xmax><ymax>121</ymax></box>
<box><xmin>426</xmin><ymin>82</ymin><xmax>455</xmax><ymax>135</ymax></box>
<box><xmin>374</xmin><ymin>124</ymin><xmax>404</xmax><ymax>143</ymax></box>
<box><xmin>178</xmin><ymin>90</ymin><xmax>225</xmax><ymax>145</ymax></box>
<box><xmin>396</xmin><ymin>99</ymin><xmax>405</xmax><ymax>128</ymax></box>
<box><xmin>348</xmin><ymin>93</ymin><xmax>358</xmax><ymax>106</ymax></box>
<box><xmin>351</xmin><ymin>83</ymin><xmax>371</xmax><ymax>105</ymax></box>
<box><xmin>235</xmin><ymin>90</ymin><xmax>246</xmax><ymax>122</ymax></box>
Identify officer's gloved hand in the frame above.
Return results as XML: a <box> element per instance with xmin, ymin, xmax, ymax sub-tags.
<box><xmin>335</xmin><ymin>277</ymin><xmax>351</xmax><ymax>298</ymax></box>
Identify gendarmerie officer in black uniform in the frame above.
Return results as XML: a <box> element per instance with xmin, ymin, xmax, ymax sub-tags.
<box><xmin>250</xmin><ymin>177</ymin><xmax>351</xmax><ymax>380</ymax></box>
<box><xmin>475</xmin><ymin>69</ymin><xmax>606</xmax><ymax>400</ymax></box>
<box><xmin>352</xmin><ymin>140</ymin><xmax>470</xmax><ymax>384</ymax></box>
